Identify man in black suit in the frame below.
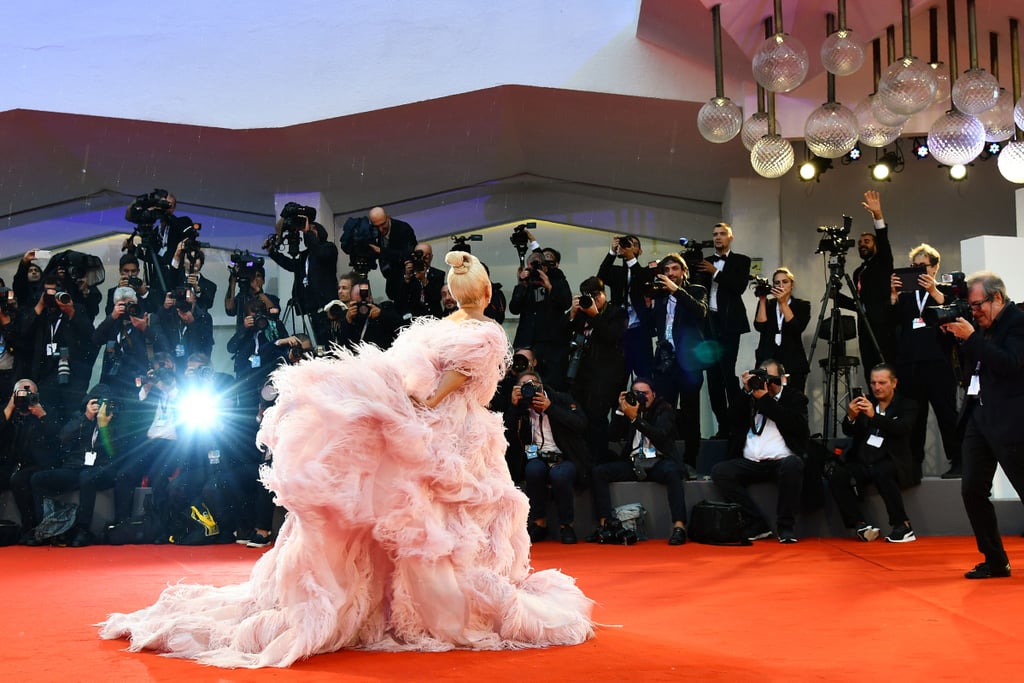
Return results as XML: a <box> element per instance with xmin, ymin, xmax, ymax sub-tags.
<box><xmin>367</xmin><ymin>206</ymin><xmax>417</xmax><ymax>286</ymax></box>
<box><xmin>505</xmin><ymin>370</ymin><xmax>590</xmax><ymax>545</ymax></box>
<box><xmin>828</xmin><ymin>364</ymin><xmax>919</xmax><ymax>543</ymax></box>
<box><xmin>642</xmin><ymin>253</ymin><xmax>708</xmax><ymax>467</ymax></box>
<box><xmin>942</xmin><ymin>271</ymin><xmax>1024</xmax><ymax>579</ymax></box>
<box><xmin>711</xmin><ymin>359</ymin><xmax>809</xmax><ymax>543</ymax></box>
<box><xmin>693</xmin><ymin>222</ymin><xmax>751</xmax><ymax>438</ymax></box>
<box><xmin>268</xmin><ymin>218</ymin><xmax>338</xmax><ymax>347</ymax></box>
<box><xmin>840</xmin><ymin>190</ymin><xmax>896</xmax><ymax>386</ymax></box>
<box><xmin>509</xmin><ymin>250</ymin><xmax>572</xmax><ymax>389</ymax></box>
<box><xmin>588</xmin><ymin>378</ymin><xmax>689</xmax><ymax>546</ymax></box>
<box><xmin>391</xmin><ymin>241</ymin><xmax>445</xmax><ymax>319</ymax></box>
<box><xmin>598</xmin><ymin>234</ymin><xmax>654</xmax><ymax>379</ymax></box>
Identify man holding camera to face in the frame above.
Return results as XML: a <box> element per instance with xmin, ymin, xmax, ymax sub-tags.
<box><xmin>392</xmin><ymin>242</ymin><xmax>445</xmax><ymax>319</ymax></box>
<box><xmin>335</xmin><ymin>279</ymin><xmax>402</xmax><ymax>351</ymax></box>
<box><xmin>711</xmin><ymin>359</ymin><xmax>809</xmax><ymax>543</ymax></box>
<box><xmin>588</xmin><ymin>378</ymin><xmax>688</xmax><ymax>546</ymax></box>
<box><xmin>0</xmin><ymin>379</ymin><xmax>60</xmax><ymax>535</ymax></box>
<box><xmin>105</xmin><ymin>255</ymin><xmax>159</xmax><ymax>318</ymax></box>
<box><xmin>504</xmin><ymin>370</ymin><xmax>589</xmax><ymax>545</ymax></box>
<box><xmin>93</xmin><ymin>287</ymin><xmax>162</xmax><ymax>404</ymax></box>
<box><xmin>599</xmin><ymin>234</ymin><xmax>654</xmax><ymax>379</ymax></box>
<box><xmin>168</xmin><ymin>242</ymin><xmax>217</xmax><ymax>313</ymax></box>
<box><xmin>155</xmin><ymin>284</ymin><xmax>214</xmax><ymax>376</ymax></box>
<box><xmin>510</xmin><ymin>250</ymin><xmax>573</xmax><ymax>389</ymax></box>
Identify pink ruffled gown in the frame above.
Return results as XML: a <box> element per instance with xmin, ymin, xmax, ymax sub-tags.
<box><xmin>100</xmin><ymin>317</ymin><xmax>594</xmax><ymax>668</ymax></box>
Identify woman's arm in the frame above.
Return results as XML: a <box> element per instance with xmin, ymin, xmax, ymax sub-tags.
<box><xmin>419</xmin><ymin>370</ymin><xmax>470</xmax><ymax>408</ymax></box>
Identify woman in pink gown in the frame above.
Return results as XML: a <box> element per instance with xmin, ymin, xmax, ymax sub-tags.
<box><xmin>100</xmin><ymin>251</ymin><xmax>594</xmax><ymax>668</ymax></box>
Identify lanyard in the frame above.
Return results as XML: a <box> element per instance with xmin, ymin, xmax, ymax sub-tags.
<box><xmin>49</xmin><ymin>317</ymin><xmax>62</xmax><ymax>344</ymax></box>
<box><xmin>915</xmin><ymin>290</ymin><xmax>929</xmax><ymax>317</ymax></box>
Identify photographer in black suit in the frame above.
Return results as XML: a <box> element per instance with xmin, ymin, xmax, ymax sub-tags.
<box><xmin>509</xmin><ymin>250</ymin><xmax>572</xmax><ymax>389</ymax></box>
<box><xmin>753</xmin><ymin>267</ymin><xmax>811</xmax><ymax>394</ymax></box>
<box><xmin>829</xmin><ymin>364</ymin><xmax>918</xmax><ymax>544</ymax></box>
<box><xmin>598</xmin><ymin>234</ymin><xmax>654</xmax><ymax>379</ymax></box>
<box><xmin>367</xmin><ymin>206</ymin><xmax>417</xmax><ymax>281</ymax></box>
<box><xmin>941</xmin><ymin>271</ymin><xmax>1024</xmax><ymax>579</ymax></box>
<box><xmin>693</xmin><ymin>223</ymin><xmax>751</xmax><ymax>438</ymax></box>
<box><xmin>505</xmin><ymin>370</ymin><xmax>589</xmax><ymax>545</ymax></box>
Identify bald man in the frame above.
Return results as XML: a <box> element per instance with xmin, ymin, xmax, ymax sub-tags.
<box><xmin>366</xmin><ymin>206</ymin><xmax>417</xmax><ymax>283</ymax></box>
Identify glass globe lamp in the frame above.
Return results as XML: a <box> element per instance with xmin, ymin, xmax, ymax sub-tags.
<box><xmin>1013</xmin><ymin>95</ymin><xmax>1024</xmax><ymax>130</ymax></box>
<box><xmin>820</xmin><ymin>29</ymin><xmax>865</xmax><ymax>76</ymax></box>
<box><xmin>951</xmin><ymin>68</ymin><xmax>1001</xmax><ymax>116</ymax></box>
<box><xmin>997</xmin><ymin>140</ymin><xmax>1024</xmax><ymax>183</ymax></box>
<box><xmin>927</xmin><ymin>110</ymin><xmax>985</xmax><ymax>166</ymax></box>
<box><xmin>871</xmin><ymin>95</ymin><xmax>909</xmax><ymax>127</ymax></box>
<box><xmin>980</xmin><ymin>90</ymin><xmax>1014</xmax><ymax>143</ymax></box>
<box><xmin>854</xmin><ymin>95</ymin><xmax>902</xmax><ymax>148</ymax></box>
<box><xmin>750</xmin><ymin>134</ymin><xmax>795</xmax><ymax>178</ymax></box>
<box><xmin>741</xmin><ymin>112</ymin><xmax>778</xmax><ymax>151</ymax></box>
<box><xmin>697</xmin><ymin>97</ymin><xmax>743</xmax><ymax>143</ymax></box>
<box><xmin>930</xmin><ymin>63</ymin><xmax>951</xmax><ymax>105</ymax></box>
<box><xmin>877</xmin><ymin>57</ymin><xmax>938</xmax><ymax>116</ymax></box>
<box><xmin>805</xmin><ymin>102</ymin><xmax>859</xmax><ymax>158</ymax></box>
<box><xmin>752</xmin><ymin>33</ymin><xmax>809</xmax><ymax>93</ymax></box>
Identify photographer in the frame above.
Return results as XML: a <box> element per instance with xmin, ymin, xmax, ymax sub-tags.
<box><xmin>504</xmin><ymin>370</ymin><xmax>589</xmax><ymax>544</ymax></box>
<box><xmin>889</xmin><ymin>244</ymin><xmax>962</xmax><ymax>479</ymax></box>
<box><xmin>598</xmin><ymin>234</ymin><xmax>654</xmax><ymax>378</ymax></box>
<box><xmin>941</xmin><ymin>271</ymin><xmax>1024</xmax><ymax>579</ymax></box>
<box><xmin>692</xmin><ymin>222</ymin><xmax>751</xmax><ymax>439</ymax></box>
<box><xmin>0</xmin><ymin>379</ymin><xmax>60</xmax><ymax>534</ymax></box>
<box><xmin>105</xmin><ymin>255</ymin><xmax>160</xmax><ymax>317</ymax></box>
<box><xmin>564</xmin><ymin>277</ymin><xmax>627</xmax><ymax>465</ymax></box>
<box><xmin>168</xmin><ymin>242</ymin><xmax>217</xmax><ymax>313</ymax></box>
<box><xmin>13</xmin><ymin>249</ymin><xmax>46</xmax><ymax>309</ymax></box>
<box><xmin>224</xmin><ymin>259</ymin><xmax>278</xmax><ymax>332</ymax></box>
<box><xmin>753</xmin><ymin>267</ymin><xmax>811</xmax><ymax>394</ymax></box>
<box><xmin>0</xmin><ymin>283</ymin><xmax>20</xmax><ymax>402</ymax></box>
<box><xmin>587</xmin><ymin>378</ymin><xmax>688</xmax><ymax>546</ymax></box>
<box><xmin>93</xmin><ymin>287</ymin><xmax>163</xmax><ymax>404</ymax></box>
<box><xmin>227</xmin><ymin>297</ymin><xmax>288</xmax><ymax>412</ymax></box>
<box><xmin>266</xmin><ymin>204</ymin><xmax>338</xmax><ymax>346</ymax></box>
<box><xmin>335</xmin><ymin>280</ymin><xmax>401</xmax><ymax>352</ymax></box>
<box><xmin>509</xmin><ymin>250</ymin><xmax>572</xmax><ymax>389</ymax></box>
<box><xmin>366</xmin><ymin>206</ymin><xmax>417</xmax><ymax>280</ymax></box>
<box><xmin>827</xmin><ymin>364</ymin><xmax>918</xmax><ymax>544</ymax></box>
<box><xmin>124</xmin><ymin>190</ymin><xmax>193</xmax><ymax>264</ymax></box>
<box><xmin>391</xmin><ymin>242</ymin><xmax>445</xmax><ymax>319</ymax></box>
<box><xmin>26</xmin><ymin>384</ymin><xmax>122</xmax><ymax>547</ymax></box>
<box><xmin>711</xmin><ymin>359</ymin><xmax>809</xmax><ymax>543</ymax></box>
<box><xmin>156</xmin><ymin>285</ymin><xmax>214</xmax><ymax>374</ymax></box>
<box><xmin>639</xmin><ymin>253</ymin><xmax>708</xmax><ymax>468</ymax></box>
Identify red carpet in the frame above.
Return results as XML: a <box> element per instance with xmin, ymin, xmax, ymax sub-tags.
<box><xmin>4</xmin><ymin>536</ymin><xmax>1024</xmax><ymax>681</ymax></box>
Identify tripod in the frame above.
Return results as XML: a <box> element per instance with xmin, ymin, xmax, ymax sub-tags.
<box><xmin>807</xmin><ymin>251</ymin><xmax>883</xmax><ymax>438</ymax></box>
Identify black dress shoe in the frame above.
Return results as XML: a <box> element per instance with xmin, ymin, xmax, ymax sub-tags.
<box><xmin>668</xmin><ymin>527</ymin><xmax>687</xmax><ymax>546</ymax></box>
<box><xmin>965</xmin><ymin>561</ymin><xmax>1011</xmax><ymax>579</ymax></box>
<box><xmin>21</xmin><ymin>533</ymin><xmax>48</xmax><ymax>547</ymax></box>
<box><xmin>68</xmin><ymin>528</ymin><xmax>94</xmax><ymax>548</ymax></box>
<box><xmin>559</xmin><ymin>526</ymin><xmax>578</xmax><ymax>545</ymax></box>
<box><xmin>940</xmin><ymin>466</ymin><xmax>962</xmax><ymax>479</ymax></box>
<box><xmin>527</xmin><ymin>522</ymin><xmax>548</xmax><ymax>544</ymax></box>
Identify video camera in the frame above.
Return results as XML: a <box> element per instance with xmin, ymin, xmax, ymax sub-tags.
<box><xmin>451</xmin><ymin>234</ymin><xmax>483</xmax><ymax>254</ymax></box>
<box><xmin>815</xmin><ymin>215</ymin><xmax>856</xmax><ymax>257</ymax></box>
<box><xmin>923</xmin><ymin>271</ymin><xmax>970</xmax><ymax>326</ymax></box>
<box><xmin>749</xmin><ymin>275</ymin><xmax>772</xmax><ymax>297</ymax></box>
<box><xmin>180</xmin><ymin>223</ymin><xmax>208</xmax><ymax>262</ymax></box>
<box><xmin>228</xmin><ymin>250</ymin><xmax>264</xmax><ymax>285</ymax></box>
<box><xmin>340</xmin><ymin>215</ymin><xmax>379</xmax><ymax>275</ymax></box>
<box><xmin>13</xmin><ymin>387</ymin><xmax>40</xmax><ymax>412</ymax></box>
<box><xmin>747</xmin><ymin>367</ymin><xmax>782</xmax><ymax>391</ymax></box>
<box><xmin>678</xmin><ymin>237</ymin><xmax>715</xmax><ymax>270</ymax></box>
<box><xmin>127</xmin><ymin>188</ymin><xmax>173</xmax><ymax>225</ymax></box>
<box><xmin>281</xmin><ymin>202</ymin><xmax>316</xmax><ymax>231</ymax></box>
<box><xmin>510</xmin><ymin>222</ymin><xmax>536</xmax><ymax>266</ymax></box>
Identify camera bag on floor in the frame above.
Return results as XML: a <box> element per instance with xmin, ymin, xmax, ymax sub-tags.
<box><xmin>613</xmin><ymin>503</ymin><xmax>648</xmax><ymax>541</ymax></box>
<box><xmin>688</xmin><ymin>500</ymin><xmax>752</xmax><ymax>546</ymax></box>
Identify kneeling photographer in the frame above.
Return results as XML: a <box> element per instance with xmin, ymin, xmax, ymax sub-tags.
<box><xmin>504</xmin><ymin>370</ymin><xmax>589</xmax><ymax>545</ymax></box>
<box><xmin>587</xmin><ymin>378</ymin><xmax>688</xmax><ymax>546</ymax></box>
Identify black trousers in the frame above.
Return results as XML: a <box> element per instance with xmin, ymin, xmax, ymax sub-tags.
<box><xmin>652</xmin><ymin>363</ymin><xmax>702</xmax><ymax>467</ymax></box>
<box><xmin>711</xmin><ymin>455</ymin><xmax>804</xmax><ymax>530</ymax></box>
<box><xmin>31</xmin><ymin>465</ymin><xmax>117</xmax><ymax>530</ymax></box>
<box><xmin>591</xmin><ymin>458</ymin><xmax>687</xmax><ymax>525</ymax></box>
<box><xmin>896</xmin><ymin>359</ymin><xmax>962</xmax><ymax>471</ymax></box>
<box><xmin>0</xmin><ymin>464</ymin><xmax>41</xmax><ymax>528</ymax></box>
<box><xmin>961</xmin><ymin>406</ymin><xmax>1024</xmax><ymax>567</ymax></box>
<box><xmin>112</xmin><ymin>438</ymin><xmax>176</xmax><ymax>523</ymax></box>
<box><xmin>706</xmin><ymin>319</ymin><xmax>741</xmax><ymax>434</ymax></box>
<box><xmin>826</xmin><ymin>457</ymin><xmax>908</xmax><ymax>529</ymax></box>
<box><xmin>623</xmin><ymin>325</ymin><xmax>653</xmax><ymax>380</ymax></box>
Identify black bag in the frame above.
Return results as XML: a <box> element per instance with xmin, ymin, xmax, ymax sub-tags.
<box><xmin>0</xmin><ymin>519</ymin><xmax>21</xmax><ymax>546</ymax></box>
<box><xmin>104</xmin><ymin>514</ymin><xmax>165</xmax><ymax>545</ymax></box>
<box><xmin>688</xmin><ymin>500</ymin><xmax>752</xmax><ymax>546</ymax></box>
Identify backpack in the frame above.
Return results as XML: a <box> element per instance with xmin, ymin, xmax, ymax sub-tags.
<box><xmin>687</xmin><ymin>500</ymin><xmax>752</xmax><ymax>546</ymax></box>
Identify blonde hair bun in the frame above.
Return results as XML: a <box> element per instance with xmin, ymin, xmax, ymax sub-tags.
<box><xmin>445</xmin><ymin>251</ymin><xmax>473</xmax><ymax>274</ymax></box>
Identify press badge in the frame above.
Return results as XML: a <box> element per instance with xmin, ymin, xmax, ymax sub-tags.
<box><xmin>175</xmin><ymin>344</ymin><xmax>186</xmax><ymax>357</ymax></box>
<box><xmin>46</xmin><ymin>343</ymin><xmax>58</xmax><ymax>356</ymax></box>
<box><xmin>866</xmin><ymin>434</ymin><xmax>884</xmax><ymax>448</ymax></box>
<box><xmin>968</xmin><ymin>374</ymin><xmax>981</xmax><ymax>396</ymax></box>
<box><xmin>526</xmin><ymin>444</ymin><xmax>539</xmax><ymax>459</ymax></box>
<box><xmin>912</xmin><ymin>317</ymin><xmax>926</xmax><ymax>330</ymax></box>
<box><xmin>642</xmin><ymin>445</ymin><xmax>658</xmax><ymax>460</ymax></box>
<box><xmin>84</xmin><ymin>451</ymin><xmax>97</xmax><ymax>466</ymax></box>
<box><xmin>250</xmin><ymin>354</ymin><xmax>261</xmax><ymax>369</ymax></box>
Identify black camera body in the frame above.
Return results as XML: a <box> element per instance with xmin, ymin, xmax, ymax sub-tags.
<box><xmin>510</xmin><ymin>353</ymin><xmax>530</xmax><ymax>374</ymax></box>
<box><xmin>924</xmin><ymin>300</ymin><xmax>972</xmax><ymax>327</ymax></box>
<box><xmin>747</xmin><ymin>367</ymin><xmax>782</xmax><ymax>391</ymax></box>
<box><xmin>678</xmin><ymin>238</ymin><xmax>715</xmax><ymax>271</ymax></box>
<box><xmin>815</xmin><ymin>215</ymin><xmax>856</xmax><ymax>256</ymax></box>
<box><xmin>578</xmin><ymin>294</ymin><xmax>594</xmax><ymax>310</ymax></box>
<box><xmin>44</xmin><ymin>287</ymin><xmax>72</xmax><ymax>308</ymax></box>
<box><xmin>624</xmin><ymin>389</ymin><xmax>648</xmax><ymax>408</ymax></box>
<box><xmin>410</xmin><ymin>249</ymin><xmax>427</xmax><ymax>273</ymax></box>
<box><xmin>750</xmin><ymin>275</ymin><xmax>772</xmax><ymax>297</ymax></box>
<box><xmin>340</xmin><ymin>215</ymin><xmax>379</xmax><ymax>274</ymax></box>
<box><xmin>520</xmin><ymin>380</ymin><xmax>541</xmax><ymax>401</ymax></box>
<box><xmin>128</xmin><ymin>188</ymin><xmax>172</xmax><ymax>225</ymax></box>
<box><xmin>510</xmin><ymin>222</ymin><xmax>536</xmax><ymax>249</ymax></box>
<box><xmin>172</xmin><ymin>286</ymin><xmax>193</xmax><ymax>312</ymax></box>
<box><xmin>0</xmin><ymin>286</ymin><xmax>14</xmax><ymax>314</ymax></box>
<box><xmin>229</xmin><ymin>250</ymin><xmax>264</xmax><ymax>285</ymax></box>
<box><xmin>451</xmin><ymin>234</ymin><xmax>483</xmax><ymax>254</ymax></box>
<box><xmin>13</xmin><ymin>388</ymin><xmax>40</xmax><ymax>412</ymax></box>
<box><xmin>281</xmin><ymin>202</ymin><xmax>317</xmax><ymax>231</ymax></box>
<box><xmin>120</xmin><ymin>301</ymin><xmax>142</xmax><ymax>319</ymax></box>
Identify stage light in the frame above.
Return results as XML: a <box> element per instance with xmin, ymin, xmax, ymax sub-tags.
<box><xmin>798</xmin><ymin>155</ymin><xmax>833</xmax><ymax>181</ymax></box>
<box><xmin>912</xmin><ymin>137</ymin><xmax>930</xmax><ymax>159</ymax></box>
<box><xmin>870</xmin><ymin>148</ymin><xmax>903</xmax><ymax>181</ymax></box>
<box><xmin>846</xmin><ymin>145</ymin><xmax>862</xmax><ymax>161</ymax></box>
<box><xmin>949</xmin><ymin>163</ymin><xmax>968</xmax><ymax>180</ymax></box>
<box><xmin>988</xmin><ymin>141</ymin><xmax>1003</xmax><ymax>156</ymax></box>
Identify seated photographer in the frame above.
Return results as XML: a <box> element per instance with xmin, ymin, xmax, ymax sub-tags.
<box><xmin>391</xmin><ymin>242</ymin><xmax>445</xmax><ymax>319</ymax></box>
<box><xmin>0</xmin><ymin>379</ymin><xmax>60</xmax><ymax>533</ymax></box>
<box><xmin>335</xmin><ymin>280</ymin><xmax>402</xmax><ymax>352</ymax></box>
<box><xmin>564</xmin><ymin>276</ymin><xmax>627</xmax><ymax>466</ymax></box>
<box><xmin>509</xmin><ymin>250</ymin><xmax>572</xmax><ymax>389</ymax></box>
<box><xmin>167</xmin><ymin>242</ymin><xmax>218</xmax><ymax>313</ymax></box>
<box><xmin>94</xmin><ymin>287</ymin><xmax>163</xmax><ymax>402</ymax></box>
<box><xmin>890</xmin><ymin>244</ymin><xmax>961</xmax><ymax>479</ymax></box>
<box><xmin>155</xmin><ymin>285</ymin><xmax>214</xmax><ymax>374</ymax></box>
<box><xmin>26</xmin><ymin>384</ymin><xmax>121</xmax><ymax>547</ymax></box>
<box><xmin>753</xmin><ymin>267</ymin><xmax>811</xmax><ymax>394</ymax></box>
<box><xmin>828</xmin><ymin>364</ymin><xmax>918</xmax><ymax>544</ymax></box>
<box><xmin>105</xmin><ymin>255</ymin><xmax>160</xmax><ymax>317</ymax></box>
<box><xmin>504</xmin><ymin>370</ymin><xmax>589</xmax><ymax>545</ymax></box>
<box><xmin>587</xmin><ymin>378</ymin><xmax>688</xmax><ymax>546</ymax></box>
<box><xmin>266</xmin><ymin>206</ymin><xmax>338</xmax><ymax>346</ymax></box>
<box><xmin>711</xmin><ymin>360</ymin><xmax>809</xmax><ymax>543</ymax></box>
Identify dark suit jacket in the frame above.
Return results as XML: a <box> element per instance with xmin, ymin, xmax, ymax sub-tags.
<box><xmin>726</xmin><ymin>387</ymin><xmax>810</xmax><ymax>460</ymax></box>
<box><xmin>842</xmin><ymin>392</ymin><xmax>918</xmax><ymax>488</ymax></box>
<box><xmin>376</xmin><ymin>219</ymin><xmax>417</xmax><ymax>279</ymax></box>
<box><xmin>564</xmin><ymin>302</ymin><xmax>627</xmax><ymax>409</ymax></box>
<box><xmin>642</xmin><ymin>282</ymin><xmax>708</xmax><ymax>385</ymax></box>
<box><xmin>697</xmin><ymin>252</ymin><xmax>751</xmax><ymax>337</ymax></box>
<box><xmin>597</xmin><ymin>252</ymin><xmax>652</xmax><ymax>310</ymax></box>
<box><xmin>269</xmin><ymin>236</ymin><xmax>339</xmax><ymax>316</ymax></box>
<box><xmin>958</xmin><ymin>301</ymin><xmax>1024</xmax><ymax>447</ymax></box>
<box><xmin>754</xmin><ymin>297</ymin><xmax>811</xmax><ymax>375</ymax></box>
<box><xmin>892</xmin><ymin>284</ymin><xmax>955</xmax><ymax>365</ymax></box>
<box><xmin>839</xmin><ymin>225</ymin><xmax>895</xmax><ymax>353</ymax></box>
<box><xmin>504</xmin><ymin>388</ymin><xmax>590</xmax><ymax>484</ymax></box>
<box><xmin>608</xmin><ymin>398</ymin><xmax>684</xmax><ymax>469</ymax></box>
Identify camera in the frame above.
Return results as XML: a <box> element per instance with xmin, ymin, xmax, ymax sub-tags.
<box><xmin>520</xmin><ymin>380</ymin><xmax>542</xmax><ymax>401</ymax></box>
<box><xmin>941</xmin><ymin>271</ymin><xmax>967</xmax><ymax>298</ymax></box>
<box><xmin>409</xmin><ymin>249</ymin><xmax>427</xmax><ymax>273</ymax></box>
<box><xmin>624</xmin><ymin>389</ymin><xmax>648</xmax><ymax>408</ymax></box>
<box><xmin>354</xmin><ymin>302</ymin><xmax>372</xmax><ymax>317</ymax></box>
<box><xmin>251</xmin><ymin>312</ymin><xmax>273</xmax><ymax>331</ymax></box>
<box><xmin>99</xmin><ymin>398</ymin><xmax>116</xmax><ymax>417</ymax></box>
<box><xmin>578</xmin><ymin>294</ymin><xmax>594</xmax><ymax>310</ymax></box>
<box><xmin>851</xmin><ymin>387</ymin><xmax>864</xmax><ymax>400</ymax></box>
<box><xmin>616</xmin><ymin>235</ymin><xmax>633</xmax><ymax>251</ymax></box>
<box><xmin>180</xmin><ymin>222</ymin><xmax>208</xmax><ymax>260</ymax></box>
<box><xmin>747</xmin><ymin>367</ymin><xmax>781</xmax><ymax>391</ymax></box>
<box><xmin>923</xmin><ymin>271</ymin><xmax>970</xmax><ymax>327</ymax></box>
<box><xmin>125</xmin><ymin>276</ymin><xmax>144</xmax><ymax>290</ymax></box>
<box><xmin>127</xmin><ymin>188</ymin><xmax>172</xmax><ymax>225</ymax></box>
<box><xmin>153</xmin><ymin>367</ymin><xmax>177</xmax><ymax>385</ymax></box>
<box><xmin>510</xmin><ymin>352</ymin><xmax>530</xmax><ymax>374</ymax></box>
<box><xmin>228</xmin><ymin>250</ymin><xmax>264</xmax><ymax>285</ymax></box>
<box><xmin>57</xmin><ymin>346</ymin><xmax>71</xmax><ymax>385</ymax></box>
<box><xmin>171</xmin><ymin>286</ymin><xmax>193</xmax><ymax>312</ymax></box>
<box><xmin>510</xmin><ymin>222</ymin><xmax>535</xmax><ymax>249</ymax></box>
<box><xmin>566</xmin><ymin>331</ymin><xmax>587</xmax><ymax>382</ymax></box>
<box><xmin>450</xmin><ymin>234</ymin><xmax>482</xmax><ymax>254</ymax></box>
<box><xmin>119</xmin><ymin>301</ymin><xmax>142</xmax><ymax>319</ymax></box>
<box><xmin>815</xmin><ymin>215</ymin><xmax>856</xmax><ymax>256</ymax></box>
<box><xmin>678</xmin><ymin>237</ymin><xmax>716</xmax><ymax>269</ymax></box>
<box><xmin>322</xmin><ymin>299</ymin><xmax>348</xmax><ymax>320</ymax></box>
<box><xmin>750</xmin><ymin>275</ymin><xmax>772</xmax><ymax>297</ymax></box>
<box><xmin>281</xmin><ymin>202</ymin><xmax>316</xmax><ymax>231</ymax></box>
<box><xmin>13</xmin><ymin>388</ymin><xmax>40</xmax><ymax>412</ymax></box>
<box><xmin>340</xmin><ymin>215</ymin><xmax>379</xmax><ymax>275</ymax></box>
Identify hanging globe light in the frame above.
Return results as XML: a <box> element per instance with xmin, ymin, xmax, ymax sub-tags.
<box><xmin>871</xmin><ymin>95</ymin><xmax>909</xmax><ymax>127</ymax></box>
<box><xmin>997</xmin><ymin>140</ymin><xmax>1024</xmax><ymax>183</ymax></box>
<box><xmin>750</xmin><ymin>134</ymin><xmax>795</xmax><ymax>178</ymax></box>
<box><xmin>697</xmin><ymin>97</ymin><xmax>743</xmax><ymax>143</ymax></box>
<box><xmin>855</xmin><ymin>95</ymin><xmax>902</xmax><ymax>147</ymax></box>
<box><xmin>753</xmin><ymin>32</ymin><xmax>810</xmax><ymax>93</ymax></box>
<box><xmin>878</xmin><ymin>57</ymin><xmax>939</xmax><ymax>116</ymax></box>
<box><xmin>821</xmin><ymin>28</ymin><xmax>865</xmax><ymax>76</ymax></box>
<box><xmin>980</xmin><ymin>90</ymin><xmax>1014</xmax><ymax>142</ymax></box>
<box><xmin>928</xmin><ymin>109</ymin><xmax>985</xmax><ymax>165</ymax></box>
<box><xmin>930</xmin><ymin>64</ymin><xmax>951</xmax><ymax>105</ymax></box>
<box><xmin>952</xmin><ymin>68</ymin><xmax>1001</xmax><ymax>115</ymax></box>
<box><xmin>805</xmin><ymin>102</ymin><xmax>859</xmax><ymax>158</ymax></box>
<box><xmin>1015</xmin><ymin>95</ymin><xmax>1024</xmax><ymax>130</ymax></box>
<box><xmin>741</xmin><ymin>112</ymin><xmax>778</xmax><ymax>151</ymax></box>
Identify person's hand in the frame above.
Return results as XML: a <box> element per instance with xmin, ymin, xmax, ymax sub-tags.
<box><xmin>131</xmin><ymin>313</ymin><xmax>149</xmax><ymax>332</ymax></box>
<box><xmin>856</xmin><ymin>396</ymin><xmax>875</xmax><ymax>418</ymax></box>
<box><xmin>85</xmin><ymin>398</ymin><xmax>100</xmax><ymax>421</ymax></box>
<box><xmin>244</xmin><ymin>314</ymin><xmax>255</xmax><ymax>329</ymax></box>
<box><xmin>656</xmin><ymin>273</ymin><xmax>679</xmax><ymax>293</ymax></box>
<box><xmin>112</xmin><ymin>302</ymin><xmax>125</xmax><ymax>320</ymax></box>
<box><xmin>97</xmin><ymin>401</ymin><xmax>112</xmax><ymax>428</ymax></box>
<box><xmin>275</xmin><ymin>335</ymin><xmax>301</xmax><ymax>347</ymax></box>
<box><xmin>610</xmin><ymin>236</ymin><xmax>620</xmax><ymax>255</ymax></box>
<box><xmin>942</xmin><ymin>317</ymin><xmax>975</xmax><ymax>340</ymax></box>
<box><xmin>346</xmin><ymin>306</ymin><xmax>358</xmax><ymax>323</ymax></box>
<box><xmin>890</xmin><ymin>273</ymin><xmax>902</xmax><ymax>298</ymax></box>
<box><xmin>56</xmin><ymin>298</ymin><xmax>75</xmax><ymax>319</ymax></box>
<box><xmin>862</xmin><ymin>190</ymin><xmax>883</xmax><ymax>220</ymax></box>
<box><xmin>618</xmin><ymin>391</ymin><xmax>639</xmax><ymax>421</ymax></box>
<box><xmin>404</xmin><ymin>260</ymin><xmax>414</xmax><ymax>281</ymax></box>
<box><xmin>772</xmin><ymin>280</ymin><xmax>792</xmax><ymax>300</ymax></box>
<box><xmin>517</xmin><ymin>267</ymin><xmax>530</xmax><ymax>282</ymax></box>
<box><xmin>28</xmin><ymin>401</ymin><xmax>47</xmax><ymax>419</ymax></box>
<box><xmin>534</xmin><ymin>268</ymin><xmax>551</xmax><ymax>290</ymax></box>
<box><xmin>510</xmin><ymin>385</ymin><xmax>523</xmax><ymax>406</ymax></box>
<box><xmin>918</xmin><ymin>271</ymin><xmax>940</xmax><ymax>297</ymax></box>
<box><xmin>367</xmin><ymin>303</ymin><xmax>381</xmax><ymax>320</ymax></box>
<box><xmin>695</xmin><ymin>260</ymin><xmax>716</xmax><ymax>274</ymax></box>
<box><xmin>174</xmin><ymin>239</ymin><xmax>186</xmax><ymax>258</ymax></box>
<box><xmin>846</xmin><ymin>398</ymin><xmax>862</xmax><ymax>421</ymax></box>
<box><xmin>531</xmin><ymin>392</ymin><xmax>551</xmax><ymax>413</ymax></box>
<box><xmin>23</xmin><ymin>249</ymin><xmax>39</xmax><ymax>264</ymax></box>
<box><xmin>368</xmin><ymin>243</ymin><xmax>381</xmax><ymax>255</ymax></box>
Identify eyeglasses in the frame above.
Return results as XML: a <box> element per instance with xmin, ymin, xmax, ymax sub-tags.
<box><xmin>968</xmin><ymin>296</ymin><xmax>992</xmax><ymax>311</ymax></box>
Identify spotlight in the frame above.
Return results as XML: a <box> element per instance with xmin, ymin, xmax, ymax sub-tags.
<box><xmin>949</xmin><ymin>163</ymin><xmax>968</xmax><ymax>181</ymax></box>
<box><xmin>798</xmin><ymin>155</ymin><xmax>832</xmax><ymax>182</ymax></box>
<box><xmin>912</xmin><ymin>137</ymin><xmax>930</xmax><ymax>159</ymax></box>
<box><xmin>870</xmin><ymin>149</ymin><xmax>903</xmax><ymax>182</ymax></box>
<box><xmin>845</xmin><ymin>145</ymin><xmax>862</xmax><ymax>162</ymax></box>
<box><xmin>988</xmin><ymin>142</ymin><xmax>1003</xmax><ymax>156</ymax></box>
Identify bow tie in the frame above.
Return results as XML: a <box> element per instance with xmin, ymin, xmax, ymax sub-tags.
<box><xmin>709</xmin><ymin>254</ymin><xmax>726</xmax><ymax>263</ymax></box>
